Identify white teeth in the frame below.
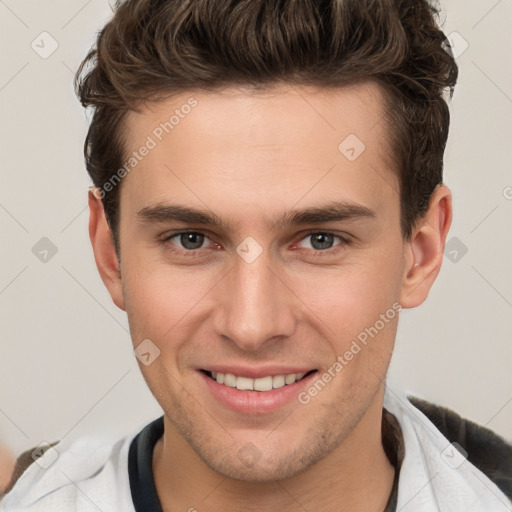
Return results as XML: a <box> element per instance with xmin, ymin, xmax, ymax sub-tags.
<box><xmin>253</xmin><ymin>376</ymin><xmax>273</xmax><ymax>391</ymax></box>
<box><xmin>224</xmin><ymin>373</ymin><xmax>236</xmax><ymax>387</ymax></box>
<box><xmin>236</xmin><ymin>376</ymin><xmax>254</xmax><ymax>391</ymax></box>
<box><xmin>209</xmin><ymin>371</ymin><xmax>311</xmax><ymax>391</ymax></box>
<box><xmin>285</xmin><ymin>374</ymin><xmax>297</xmax><ymax>385</ymax></box>
<box><xmin>272</xmin><ymin>375</ymin><xmax>286</xmax><ymax>389</ymax></box>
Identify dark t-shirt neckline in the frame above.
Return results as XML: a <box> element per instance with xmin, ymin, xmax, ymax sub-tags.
<box><xmin>128</xmin><ymin>416</ymin><xmax>165</xmax><ymax>512</ymax></box>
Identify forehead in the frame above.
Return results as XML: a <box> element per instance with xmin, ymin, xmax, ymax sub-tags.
<box><xmin>124</xmin><ymin>81</ymin><xmax>392</xmax><ymax>153</ymax></box>
<box><xmin>120</xmin><ymin>82</ymin><xmax>399</xmax><ymax>226</ymax></box>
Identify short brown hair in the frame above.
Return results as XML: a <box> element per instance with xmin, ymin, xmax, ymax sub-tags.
<box><xmin>75</xmin><ymin>0</ymin><xmax>458</xmax><ymax>252</ymax></box>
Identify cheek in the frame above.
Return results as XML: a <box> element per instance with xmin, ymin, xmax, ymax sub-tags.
<box><xmin>292</xmin><ymin>249</ymin><xmax>402</xmax><ymax>328</ymax></box>
<box><xmin>121</xmin><ymin>255</ymin><xmax>215</xmax><ymax>343</ymax></box>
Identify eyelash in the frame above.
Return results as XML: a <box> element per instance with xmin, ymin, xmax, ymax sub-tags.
<box><xmin>159</xmin><ymin>230</ymin><xmax>351</xmax><ymax>257</ymax></box>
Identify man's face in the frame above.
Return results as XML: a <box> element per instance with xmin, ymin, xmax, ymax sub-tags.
<box><xmin>118</xmin><ymin>82</ymin><xmax>408</xmax><ymax>480</ymax></box>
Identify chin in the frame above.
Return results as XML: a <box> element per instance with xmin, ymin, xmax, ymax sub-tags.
<box><xmin>203</xmin><ymin>452</ymin><xmax>315</xmax><ymax>483</ymax></box>
<box><xmin>187</xmin><ymin>428</ymin><xmax>335</xmax><ymax>484</ymax></box>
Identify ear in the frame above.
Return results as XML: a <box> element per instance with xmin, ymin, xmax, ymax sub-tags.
<box><xmin>88</xmin><ymin>189</ymin><xmax>126</xmax><ymax>311</ymax></box>
<box><xmin>400</xmin><ymin>184</ymin><xmax>452</xmax><ymax>308</ymax></box>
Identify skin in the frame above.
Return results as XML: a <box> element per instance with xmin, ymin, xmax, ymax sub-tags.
<box><xmin>89</xmin><ymin>82</ymin><xmax>451</xmax><ymax>511</ymax></box>
<box><xmin>0</xmin><ymin>444</ymin><xmax>15</xmax><ymax>495</ymax></box>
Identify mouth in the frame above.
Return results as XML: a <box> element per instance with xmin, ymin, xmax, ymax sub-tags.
<box><xmin>200</xmin><ymin>369</ymin><xmax>317</xmax><ymax>391</ymax></box>
<box><xmin>198</xmin><ymin>366</ymin><xmax>319</xmax><ymax>414</ymax></box>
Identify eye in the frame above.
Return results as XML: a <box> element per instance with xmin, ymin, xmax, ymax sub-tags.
<box><xmin>164</xmin><ymin>231</ymin><xmax>214</xmax><ymax>251</ymax></box>
<box><xmin>160</xmin><ymin>230</ymin><xmax>350</xmax><ymax>256</ymax></box>
<box><xmin>296</xmin><ymin>232</ymin><xmax>349</xmax><ymax>252</ymax></box>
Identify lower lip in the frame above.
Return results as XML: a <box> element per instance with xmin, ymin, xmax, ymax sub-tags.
<box><xmin>199</xmin><ymin>371</ymin><xmax>317</xmax><ymax>414</ymax></box>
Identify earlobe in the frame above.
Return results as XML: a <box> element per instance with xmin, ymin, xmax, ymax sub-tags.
<box><xmin>88</xmin><ymin>189</ymin><xmax>126</xmax><ymax>311</ymax></box>
<box><xmin>400</xmin><ymin>185</ymin><xmax>452</xmax><ymax>309</ymax></box>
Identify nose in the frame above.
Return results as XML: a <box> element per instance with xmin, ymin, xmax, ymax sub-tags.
<box><xmin>212</xmin><ymin>245</ymin><xmax>296</xmax><ymax>352</ymax></box>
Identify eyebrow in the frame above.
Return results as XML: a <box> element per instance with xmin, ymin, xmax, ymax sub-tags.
<box><xmin>136</xmin><ymin>200</ymin><xmax>376</xmax><ymax>230</ymax></box>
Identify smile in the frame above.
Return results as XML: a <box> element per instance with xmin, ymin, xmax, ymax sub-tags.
<box><xmin>199</xmin><ymin>368</ymin><xmax>318</xmax><ymax>414</ymax></box>
<box><xmin>202</xmin><ymin>370</ymin><xmax>315</xmax><ymax>391</ymax></box>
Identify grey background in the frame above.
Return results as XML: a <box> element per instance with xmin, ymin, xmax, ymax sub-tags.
<box><xmin>1</xmin><ymin>0</ymin><xmax>511</xmax><ymax>456</ymax></box>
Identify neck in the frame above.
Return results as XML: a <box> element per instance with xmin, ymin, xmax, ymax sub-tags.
<box><xmin>153</xmin><ymin>388</ymin><xmax>396</xmax><ymax>512</ymax></box>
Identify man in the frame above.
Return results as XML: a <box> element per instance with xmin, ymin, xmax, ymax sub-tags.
<box><xmin>1</xmin><ymin>0</ymin><xmax>511</xmax><ymax>510</ymax></box>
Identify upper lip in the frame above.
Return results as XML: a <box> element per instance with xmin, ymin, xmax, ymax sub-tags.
<box><xmin>201</xmin><ymin>366</ymin><xmax>316</xmax><ymax>379</ymax></box>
